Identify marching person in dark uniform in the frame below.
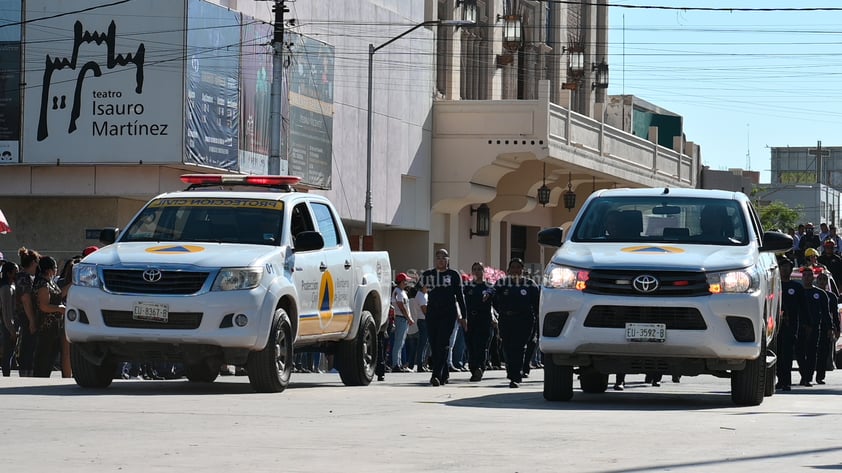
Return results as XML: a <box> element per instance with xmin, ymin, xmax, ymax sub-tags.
<box><xmin>797</xmin><ymin>268</ymin><xmax>828</xmax><ymax>387</ymax></box>
<box><xmin>818</xmin><ymin>240</ymin><xmax>842</xmax><ymax>288</ymax></box>
<box><xmin>777</xmin><ymin>256</ymin><xmax>803</xmax><ymax>391</ymax></box>
<box><xmin>491</xmin><ymin>258</ymin><xmax>540</xmax><ymax>388</ymax></box>
<box><xmin>814</xmin><ymin>271</ymin><xmax>840</xmax><ymax>385</ymax></box>
<box><xmin>463</xmin><ymin>262</ymin><xmax>494</xmax><ymax>382</ymax></box>
<box><xmin>420</xmin><ymin>249</ymin><xmax>467</xmax><ymax>386</ymax></box>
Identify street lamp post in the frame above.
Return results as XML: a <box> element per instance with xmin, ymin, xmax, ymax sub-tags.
<box><xmin>365</xmin><ymin>19</ymin><xmax>473</xmax><ymax>237</ymax></box>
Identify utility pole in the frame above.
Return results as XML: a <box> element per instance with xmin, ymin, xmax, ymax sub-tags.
<box><xmin>809</xmin><ymin>140</ymin><xmax>828</xmax><ymax>185</ymax></box>
<box><xmin>267</xmin><ymin>0</ymin><xmax>289</xmax><ymax>175</ymax></box>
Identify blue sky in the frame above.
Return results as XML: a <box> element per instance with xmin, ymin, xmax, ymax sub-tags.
<box><xmin>607</xmin><ymin>1</ymin><xmax>842</xmax><ymax>183</ymax></box>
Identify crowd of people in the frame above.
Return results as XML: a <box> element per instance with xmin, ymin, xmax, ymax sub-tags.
<box><xmin>0</xmin><ymin>246</ymin><xmax>98</xmax><ymax>378</ymax></box>
<box><xmin>380</xmin><ymin>250</ymin><xmax>542</xmax><ymax>388</ymax></box>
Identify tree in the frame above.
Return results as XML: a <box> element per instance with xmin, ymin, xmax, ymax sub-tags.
<box><xmin>758</xmin><ymin>201</ymin><xmax>800</xmax><ymax>232</ymax></box>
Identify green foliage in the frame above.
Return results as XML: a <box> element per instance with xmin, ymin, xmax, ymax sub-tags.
<box><xmin>758</xmin><ymin>201</ymin><xmax>800</xmax><ymax>232</ymax></box>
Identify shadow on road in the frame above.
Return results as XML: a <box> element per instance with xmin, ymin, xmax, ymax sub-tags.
<box><xmin>0</xmin><ymin>378</ymin><xmax>350</xmax><ymax>396</ymax></box>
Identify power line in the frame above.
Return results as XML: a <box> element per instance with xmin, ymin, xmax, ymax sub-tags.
<box><xmin>537</xmin><ymin>1</ymin><xmax>842</xmax><ymax>12</ymax></box>
<box><xmin>0</xmin><ymin>0</ymin><xmax>133</xmax><ymax>28</ymax></box>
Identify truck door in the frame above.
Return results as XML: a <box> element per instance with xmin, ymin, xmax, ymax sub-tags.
<box><xmin>310</xmin><ymin>201</ymin><xmax>354</xmax><ymax>336</ymax></box>
<box><xmin>289</xmin><ymin>201</ymin><xmax>323</xmax><ymax>337</ymax></box>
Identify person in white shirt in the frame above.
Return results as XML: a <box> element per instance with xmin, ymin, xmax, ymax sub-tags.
<box><xmin>390</xmin><ymin>273</ymin><xmax>414</xmax><ymax>372</ymax></box>
<box><xmin>408</xmin><ymin>284</ymin><xmax>429</xmax><ymax>372</ymax></box>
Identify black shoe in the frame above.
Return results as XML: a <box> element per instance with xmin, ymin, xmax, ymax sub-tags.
<box><xmin>469</xmin><ymin>369</ymin><xmax>482</xmax><ymax>382</ymax></box>
<box><xmin>652</xmin><ymin>381</ymin><xmax>661</xmax><ymax>387</ymax></box>
<box><xmin>800</xmin><ymin>380</ymin><xmax>813</xmax><ymax>387</ymax></box>
<box><xmin>377</xmin><ymin>375</ymin><xmax>384</xmax><ymax>382</ymax></box>
<box><xmin>672</xmin><ymin>376</ymin><xmax>681</xmax><ymax>383</ymax></box>
<box><xmin>817</xmin><ymin>379</ymin><xmax>826</xmax><ymax>385</ymax></box>
<box><xmin>430</xmin><ymin>377</ymin><xmax>440</xmax><ymax>386</ymax></box>
<box><xmin>442</xmin><ymin>377</ymin><xmax>449</xmax><ymax>385</ymax></box>
<box><xmin>613</xmin><ymin>383</ymin><xmax>624</xmax><ymax>391</ymax></box>
<box><xmin>509</xmin><ymin>381</ymin><xmax>519</xmax><ymax>388</ymax></box>
<box><xmin>521</xmin><ymin>372</ymin><xmax>530</xmax><ymax>379</ymax></box>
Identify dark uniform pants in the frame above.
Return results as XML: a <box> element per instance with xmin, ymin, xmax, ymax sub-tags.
<box><xmin>466</xmin><ymin>316</ymin><xmax>493</xmax><ymax>373</ymax></box>
<box><xmin>427</xmin><ymin>314</ymin><xmax>457</xmax><ymax>382</ymax></box>
<box><xmin>776</xmin><ymin>323</ymin><xmax>796</xmax><ymax>387</ymax></box>
<box><xmin>816</xmin><ymin>327</ymin><xmax>833</xmax><ymax>382</ymax></box>
<box><xmin>33</xmin><ymin>324</ymin><xmax>62</xmax><ymax>378</ymax></box>
<box><xmin>797</xmin><ymin>326</ymin><xmax>819</xmax><ymax>383</ymax></box>
<box><xmin>499</xmin><ymin>314</ymin><xmax>534</xmax><ymax>383</ymax></box>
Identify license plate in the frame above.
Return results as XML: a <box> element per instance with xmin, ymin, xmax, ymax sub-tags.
<box><xmin>133</xmin><ymin>302</ymin><xmax>169</xmax><ymax>323</ymax></box>
<box><xmin>625</xmin><ymin>323</ymin><xmax>666</xmax><ymax>342</ymax></box>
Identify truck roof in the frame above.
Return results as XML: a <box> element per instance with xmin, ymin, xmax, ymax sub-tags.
<box><xmin>592</xmin><ymin>187</ymin><xmax>748</xmax><ymax>200</ymax></box>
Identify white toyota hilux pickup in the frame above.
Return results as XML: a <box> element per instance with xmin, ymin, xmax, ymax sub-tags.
<box><xmin>537</xmin><ymin>188</ymin><xmax>792</xmax><ymax>406</ymax></box>
<box><xmin>66</xmin><ymin>174</ymin><xmax>392</xmax><ymax>393</ymax></box>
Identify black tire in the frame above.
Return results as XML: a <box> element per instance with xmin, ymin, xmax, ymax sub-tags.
<box><xmin>764</xmin><ymin>334</ymin><xmax>777</xmax><ymax>397</ymax></box>
<box><xmin>185</xmin><ymin>362</ymin><xmax>220</xmax><ymax>383</ymax></box>
<box><xmin>335</xmin><ymin>311</ymin><xmax>376</xmax><ymax>386</ymax></box>
<box><xmin>71</xmin><ymin>343</ymin><xmax>114</xmax><ymax>389</ymax></box>
<box><xmin>247</xmin><ymin>309</ymin><xmax>293</xmax><ymax>393</ymax></box>
<box><xmin>579</xmin><ymin>371</ymin><xmax>609</xmax><ymax>394</ymax></box>
<box><xmin>732</xmin><ymin>339</ymin><xmax>766</xmax><ymax>406</ymax></box>
<box><xmin>543</xmin><ymin>356</ymin><xmax>574</xmax><ymax>401</ymax></box>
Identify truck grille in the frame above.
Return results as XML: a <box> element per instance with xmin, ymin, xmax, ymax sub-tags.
<box><xmin>584</xmin><ymin>306</ymin><xmax>707</xmax><ymax>330</ymax></box>
<box><xmin>101</xmin><ymin>310</ymin><xmax>203</xmax><ymax>329</ymax></box>
<box><xmin>585</xmin><ymin>270</ymin><xmax>709</xmax><ymax>297</ymax></box>
<box><xmin>102</xmin><ymin>269</ymin><xmax>209</xmax><ymax>295</ymax></box>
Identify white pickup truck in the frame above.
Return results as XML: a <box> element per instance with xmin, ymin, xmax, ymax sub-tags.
<box><xmin>537</xmin><ymin>188</ymin><xmax>792</xmax><ymax>406</ymax></box>
<box><xmin>66</xmin><ymin>174</ymin><xmax>392</xmax><ymax>393</ymax></box>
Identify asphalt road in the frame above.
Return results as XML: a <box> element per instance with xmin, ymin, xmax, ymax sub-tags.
<box><xmin>4</xmin><ymin>368</ymin><xmax>842</xmax><ymax>473</ymax></box>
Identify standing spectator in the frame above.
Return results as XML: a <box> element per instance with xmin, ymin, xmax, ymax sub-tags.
<box><xmin>819</xmin><ymin>223</ymin><xmax>830</xmax><ymax>242</ymax></box>
<box><xmin>32</xmin><ymin>257</ymin><xmax>65</xmax><ymax>378</ymax></box>
<box><xmin>788</xmin><ymin>227</ymin><xmax>800</xmax><ymax>263</ymax></box>
<box><xmin>818</xmin><ymin>240</ymin><xmax>842</xmax><ymax>285</ymax></box>
<box><xmin>463</xmin><ymin>262</ymin><xmax>494</xmax><ymax>382</ymax></box>
<box><xmin>823</xmin><ymin>225</ymin><xmax>842</xmax><ymax>253</ymax></box>
<box><xmin>798</xmin><ymin>268</ymin><xmax>827</xmax><ymax>387</ymax></box>
<box><xmin>390</xmin><ymin>273</ymin><xmax>414</xmax><ymax>372</ymax></box>
<box><xmin>777</xmin><ymin>257</ymin><xmax>803</xmax><ymax>391</ymax></box>
<box><xmin>0</xmin><ymin>261</ymin><xmax>18</xmax><ymax>376</ymax></box>
<box><xmin>420</xmin><ymin>249</ymin><xmax>467</xmax><ymax>386</ymax></box>
<box><xmin>408</xmin><ymin>284</ymin><xmax>429</xmax><ymax>372</ymax></box>
<box><xmin>491</xmin><ymin>258</ymin><xmax>540</xmax><ymax>388</ymax></box>
<box><xmin>799</xmin><ymin>223</ymin><xmax>821</xmax><ymax>256</ymax></box>
<box><xmin>815</xmin><ymin>271</ymin><xmax>840</xmax><ymax>385</ymax></box>
<box><xmin>15</xmin><ymin>247</ymin><xmax>40</xmax><ymax>377</ymax></box>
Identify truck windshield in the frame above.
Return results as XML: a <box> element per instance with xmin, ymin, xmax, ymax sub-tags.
<box><xmin>571</xmin><ymin>196</ymin><xmax>748</xmax><ymax>245</ymax></box>
<box><xmin>121</xmin><ymin>198</ymin><xmax>284</xmax><ymax>246</ymax></box>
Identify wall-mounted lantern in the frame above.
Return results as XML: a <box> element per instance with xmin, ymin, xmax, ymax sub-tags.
<box><xmin>563</xmin><ymin>172</ymin><xmax>576</xmax><ymax>211</ymax></box>
<box><xmin>537</xmin><ymin>162</ymin><xmax>551</xmax><ymax>206</ymax></box>
<box><xmin>456</xmin><ymin>0</ymin><xmax>478</xmax><ymax>24</ymax></box>
<box><xmin>592</xmin><ymin>59</ymin><xmax>609</xmax><ymax>90</ymax></box>
<box><xmin>469</xmin><ymin>204</ymin><xmax>491</xmax><ymax>238</ymax></box>
<box><xmin>501</xmin><ymin>14</ymin><xmax>522</xmax><ymax>51</ymax></box>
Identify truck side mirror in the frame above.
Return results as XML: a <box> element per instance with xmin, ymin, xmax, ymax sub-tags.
<box><xmin>99</xmin><ymin>227</ymin><xmax>120</xmax><ymax>245</ymax></box>
<box><xmin>538</xmin><ymin>227</ymin><xmax>564</xmax><ymax>247</ymax></box>
<box><xmin>293</xmin><ymin>230</ymin><xmax>324</xmax><ymax>252</ymax></box>
<box><xmin>759</xmin><ymin>231</ymin><xmax>793</xmax><ymax>253</ymax></box>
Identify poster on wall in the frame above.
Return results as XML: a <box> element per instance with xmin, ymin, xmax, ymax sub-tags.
<box><xmin>185</xmin><ymin>0</ymin><xmax>240</xmax><ymax>171</ymax></box>
<box><xmin>0</xmin><ymin>1</ymin><xmax>21</xmax><ymax>163</ymax></box>
<box><xmin>238</xmin><ymin>20</ymin><xmax>273</xmax><ymax>175</ymax></box>
<box><xmin>22</xmin><ymin>0</ymin><xmax>185</xmax><ymax>164</ymax></box>
<box><xmin>287</xmin><ymin>34</ymin><xmax>334</xmax><ymax>189</ymax></box>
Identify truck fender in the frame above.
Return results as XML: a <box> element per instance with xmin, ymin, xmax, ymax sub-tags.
<box><xmin>256</xmin><ymin>278</ymin><xmax>300</xmax><ymax>348</ymax></box>
<box><xmin>347</xmin><ymin>277</ymin><xmax>387</xmax><ymax>340</ymax></box>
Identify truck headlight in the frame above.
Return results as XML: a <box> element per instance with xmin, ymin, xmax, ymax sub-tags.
<box><xmin>544</xmin><ymin>263</ymin><xmax>589</xmax><ymax>290</ymax></box>
<box><xmin>212</xmin><ymin>268</ymin><xmax>263</xmax><ymax>291</ymax></box>
<box><xmin>707</xmin><ymin>269</ymin><xmax>757</xmax><ymax>293</ymax></box>
<box><xmin>73</xmin><ymin>264</ymin><xmax>101</xmax><ymax>288</ymax></box>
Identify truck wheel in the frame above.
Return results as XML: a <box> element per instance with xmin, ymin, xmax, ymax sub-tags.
<box><xmin>731</xmin><ymin>339</ymin><xmax>766</xmax><ymax>406</ymax></box>
<box><xmin>543</xmin><ymin>356</ymin><xmax>574</xmax><ymax>401</ymax></box>
<box><xmin>764</xmin><ymin>334</ymin><xmax>777</xmax><ymax>397</ymax></box>
<box><xmin>336</xmin><ymin>310</ymin><xmax>376</xmax><ymax>386</ymax></box>
<box><xmin>579</xmin><ymin>370</ymin><xmax>609</xmax><ymax>393</ymax></box>
<box><xmin>247</xmin><ymin>309</ymin><xmax>293</xmax><ymax>393</ymax></box>
<box><xmin>71</xmin><ymin>343</ymin><xmax>114</xmax><ymax>389</ymax></box>
<box><xmin>185</xmin><ymin>362</ymin><xmax>219</xmax><ymax>383</ymax></box>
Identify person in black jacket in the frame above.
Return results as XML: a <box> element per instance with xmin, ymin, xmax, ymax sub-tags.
<box><xmin>420</xmin><ymin>249</ymin><xmax>467</xmax><ymax>386</ymax></box>
<box><xmin>815</xmin><ymin>271</ymin><xmax>840</xmax><ymax>385</ymax></box>
<box><xmin>463</xmin><ymin>262</ymin><xmax>495</xmax><ymax>382</ymax></box>
<box><xmin>777</xmin><ymin>256</ymin><xmax>803</xmax><ymax>391</ymax></box>
<box><xmin>798</xmin><ymin>268</ymin><xmax>828</xmax><ymax>387</ymax></box>
<box><xmin>491</xmin><ymin>258</ymin><xmax>540</xmax><ymax>388</ymax></box>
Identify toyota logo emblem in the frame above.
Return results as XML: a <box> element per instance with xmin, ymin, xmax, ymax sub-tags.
<box><xmin>142</xmin><ymin>268</ymin><xmax>163</xmax><ymax>283</ymax></box>
<box><xmin>632</xmin><ymin>275</ymin><xmax>659</xmax><ymax>293</ymax></box>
